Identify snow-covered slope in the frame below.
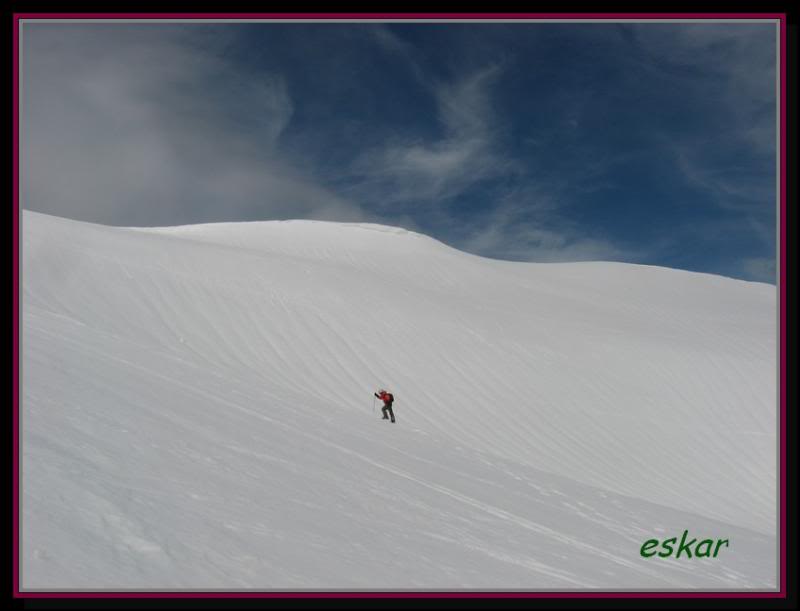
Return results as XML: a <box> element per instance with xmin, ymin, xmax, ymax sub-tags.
<box><xmin>21</xmin><ymin>210</ymin><xmax>777</xmax><ymax>589</ymax></box>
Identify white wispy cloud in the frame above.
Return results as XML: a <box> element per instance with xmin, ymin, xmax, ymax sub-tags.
<box><xmin>22</xmin><ymin>25</ymin><xmax>365</xmax><ymax>226</ymax></box>
<box><xmin>350</xmin><ymin>33</ymin><xmax>516</xmax><ymax>206</ymax></box>
<box><xmin>453</xmin><ymin>185</ymin><xmax>635</xmax><ymax>263</ymax></box>
<box><xmin>368</xmin><ymin>25</ymin><xmax>430</xmax><ymax>86</ymax></box>
<box><xmin>466</xmin><ymin>220</ymin><xmax>631</xmax><ymax>263</ymax></box>
<box><xmin>624</xmin><ymin>23</ymin><xmax>778</xmax><ymax>273</ymax></box>
<box><xmin>354</xmin><ymin>27</ymin><xmax>639</xmax><ymax>264</ymax></box>
<box><xmin>628</xmin><ymin>23</ymin><xmax>777</xmax><ymax>201</ymax></box>
<box><xmin>670</xmin><ymin>143</ymin><xmax>775</xmax><ymax>209</ymax></box>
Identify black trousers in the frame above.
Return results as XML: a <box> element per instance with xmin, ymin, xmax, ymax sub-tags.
<box><xmin>381</xmin><ymin>405</ymin><xmax>395</xmax><ymax>422</ymax></box>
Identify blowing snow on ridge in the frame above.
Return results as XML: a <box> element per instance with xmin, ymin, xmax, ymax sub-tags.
<box><xmin>21</xmin><ymin>210</ymin><xmax>777</xmax><ymax>589</ymax></box>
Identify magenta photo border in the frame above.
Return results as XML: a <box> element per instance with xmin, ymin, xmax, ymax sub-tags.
<box><xmin>11</xmin><ymin>11</ymin><xmax>789</xmax><ymax>600</ymax></box>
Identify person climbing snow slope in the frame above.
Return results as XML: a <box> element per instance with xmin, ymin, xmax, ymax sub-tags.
<box><xmin>375</xmin><ymin>389</ymin><xmax>395</xmax><ymax>423</ymax></box>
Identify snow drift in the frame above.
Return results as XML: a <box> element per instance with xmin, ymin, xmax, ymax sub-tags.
<box><xmin>21</xmin><ymin>210</ymin><xmax>777</xmax><ymax>589</ymax></box>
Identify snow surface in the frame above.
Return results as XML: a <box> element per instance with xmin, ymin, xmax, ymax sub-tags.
<box><xmin>21</xmin><ymin>210</ymin><xmax>777</xmax><ymax>590</ymax></box>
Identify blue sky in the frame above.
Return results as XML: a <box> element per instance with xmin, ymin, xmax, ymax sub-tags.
<box><xmin>22</xmin><ymin>21</ymin><xmax>778</xmax><ymax>282</ymax></box>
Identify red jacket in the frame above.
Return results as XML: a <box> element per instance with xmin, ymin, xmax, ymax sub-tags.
<box><xmin>378</xmin><ymin>391</ymin><xmax>394</xmax><ymax>405</ymax></box>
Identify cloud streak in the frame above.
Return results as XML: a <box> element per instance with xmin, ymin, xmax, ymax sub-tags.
<box><xmin>625</xmin><ymin>23</ymin><xmax>777</xmax><ymax>209</ymax></box>
<box><xmin>22</xmin><ymin>24</ymin><xmax>365</xmax><ymax>227</ymax></box>
<box><xmin>616</xmin><ymin>22</ymin><xmax>778</xmax><ymax>277</ymax></box>
<box><xmin>349</xmin><ymin>63</ymin><xmax>516</xmax><ymax>207</ymax></box>
<box><xmin>456</xmin><ymin>186</ymin><xmax>636</xmax><ymax>264</ymax></box>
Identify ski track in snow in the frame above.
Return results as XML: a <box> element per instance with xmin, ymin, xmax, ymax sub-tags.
<box><xmin>21</xmin><ymin>211</ymin><xmax>777</xmax><ymax>589</ymax></box>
